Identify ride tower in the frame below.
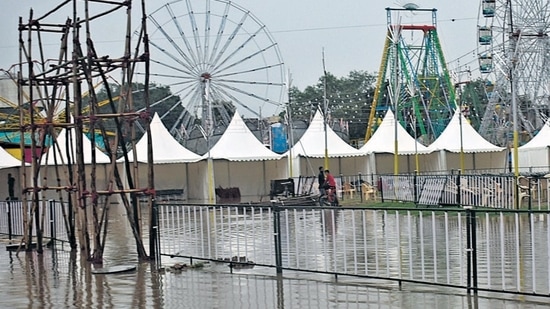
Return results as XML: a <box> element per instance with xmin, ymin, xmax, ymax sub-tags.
<box><xmin>476</xmin><ymin>0</ymin><xmax>550</xmax><ymax>147</ymax></box>
<box><xmin>365</xmin><ymin>6</ymin><xmax>458</xmax><ymax>145</ymax></box>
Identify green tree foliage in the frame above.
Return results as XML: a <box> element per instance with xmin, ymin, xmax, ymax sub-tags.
<box><xmin>87</xmin><ymin>72</ymin><xmax>488</xmax><ymax>149</ymax></box>
<box><xmin>91</xmin><ymin>82</ymin><xmax>183</xmax><ymax>136</ymax></box>
<box><xmin>287</xmin><ymin>70</ymin><xmax>377</xmax><ymax>142</ymax></box>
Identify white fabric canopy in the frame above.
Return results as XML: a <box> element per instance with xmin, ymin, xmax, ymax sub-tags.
<box><xmin>42</xmin><ymin>129</ymin><xmax>111</xmax><ymax>165</ymax></box>
<box><xmin>203</xmin><ymin>111</ymin><xmax>282</xmax><ymax>161</ymax></box>
<box><xmin>0</xmin><ymin>145</ymin><xmax>22</xmax><ymax>169</ymax></box>
<box><xmin>427</xmin><ymin>109</ymin><xmax>504</xmax><ymax>153</ymax></box>
<box><xmin>360</xmin><ymin>109</ymin><xmax>430</xmax><ymax>155</ymax></box>
<box><xmin>287</xmin><ymin>109</ymin><xmax>364</xmax><ymax>158</ymax></box>
<box><xmin>285</xmin><ymin>109</ymin><xmax>366</xmax><ymax>178</ymax></box>
<box><xmin>425</xmin><ymin>109</ymin><xmax>506</xmax><ymax>172</ymax></box>
<box><xmin>123</xmin><ymin>113</ymin><xmax>201</xmax><ymax>163</ymax></box>
<box><xmin>516</xmin><ymin>120</ymin><xmax>550</xmax><ymax>172</ymax></box>
<box><xmin>360</xmin><ymin>109</ymin><xmax>433</xmax><ymax>174</ymax></box>
<box><xmin>520</xmin><ymin>120</ymin><xmax>550</xmax><ymax>150</ymax></box>
<box><xmin>193</xmin><ymin>111</ymin><xmax>285</xmax><ymax>201</ymax></box>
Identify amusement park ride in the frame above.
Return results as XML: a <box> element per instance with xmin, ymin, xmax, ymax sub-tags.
<box><xmin>365</xmin><ymin>5</ymin><xmax>457</xmax><ymax>145</ymax></box>
<box><xmin>476</xmin><ymin>0</ymin><xmax>550</xmax><ymax>147</ymax></box>
<box><xmin>364</xmin><ymin>0</ymin><xmax>550</xmax><ymax>149</ymax></box>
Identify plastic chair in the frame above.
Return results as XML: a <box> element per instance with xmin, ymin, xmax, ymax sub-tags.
<box><xmin>517</xmin><ymin>176</ymin><xmax>531</xmax><ymax>204</ymax></box>
<box><xmin>341</xmin><ymin>182</ymin><xmax>356</xmax><ymax>199</ymax></box>
<box><xmin>361</xmin><ymin>183</ymin><xmax>376</xmax><ymax>201</ymax></box>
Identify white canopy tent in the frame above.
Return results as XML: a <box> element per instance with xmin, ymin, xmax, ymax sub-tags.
<box><xmin>0</xmin><ymin>145</ymin><xmax>23</xmax><ymax>169</ymax></box>
<box><xmin>0</xmin><ymin>146</ymin><xmax>24</xmax><ymax>200</ymax></box>
<box><xmin>286</xmin><ymin>109</ymin><xmax>366</xmax><ymax>178</ymax></box>
<box><xmin>124</xmin><ymin>113</ymin><xmax>201</xmax><ymax>164</ymax></box>
<box><xmin>39</xmin><ymin>128</ymin><xmax>111</xmax><ymax>200</ymax></box>
<box><xmin>360</xmin><ymin>109</ymin><xmax>433</xmax><ymax>175</ymax></box>
<box><xmin>198</xmin><ymin>111</ymin><xmax>287</xmax><ymax>201</ymax></box>
<box><xmin>119</xmin><ymin>113</ymin><xmax>202</xmax><ymax>200</ymax></box>
<box><xmin>42</xmin><ymin>128</ymin><xmax>111</xmax><ymax>165</ymax></box>
<box><xmin>516</xmin><ymin>120</ymin><xmax>550</xmax><ymax>173</ymax></box>
<box><xmin>426</xmin><ymin>109</ymin><xmax>506</xmax><ymax>173</ymax></box>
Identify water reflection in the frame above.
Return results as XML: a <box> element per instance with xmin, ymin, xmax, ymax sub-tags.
<box><xmin>1</xmin><ymin>204</ymin><xmax>550</xmax><ymax>308</ymax></box>
<box><xmin>2</xmin><ymin>241</ymin><xmax>549</xmax><ymax>308</ymax></box>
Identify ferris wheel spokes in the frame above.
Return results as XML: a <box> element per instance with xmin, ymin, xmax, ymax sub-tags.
<box><xmin>145</xmin><ymin>0</ymin><xmax>285</xmax><ymax>127</ymax></box>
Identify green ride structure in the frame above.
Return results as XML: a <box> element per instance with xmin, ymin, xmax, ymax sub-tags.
<box><xmin>366</xmin><ymin>6</ymin><xmax>462</xmax><ymax>145</ymax></box>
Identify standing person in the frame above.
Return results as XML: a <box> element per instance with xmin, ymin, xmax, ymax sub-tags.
<box><xmin>7</xmin><ymin>173</ymin><xmax>15</xmax><ymax>200</ymax></box>
<box><xmin>318</xmin><ymin>166</ymin><xmax>325</xmax><ymax>196</ymax></box>
<box><xmin>323</xmin><ymin>169</ymin><xmax>339</xmax><ymax>206</ymax></box>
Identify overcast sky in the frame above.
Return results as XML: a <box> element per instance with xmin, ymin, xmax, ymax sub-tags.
<box><xmin>0</xmin><ymin>1</ymin><xmax>481</xmax><ymax>90</ymax></box>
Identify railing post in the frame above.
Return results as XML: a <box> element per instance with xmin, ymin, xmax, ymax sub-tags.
<box><xmin>457</xmin><ymin>170</ymin><xmax>462</xmax><ymax>206</ymax></box>
<box><xmin>413</xmin><ymin>172</ymin><xmax>418</xmax><ymax>204</ymax></box>
<box><xmin>49</xmin><ymin>200</ymin><xmax>56</xmax><ymax>244</ymax></box>
<box><xmin>379</xmin><ymin>176</ymin><xmax>384</xmax><ymax>203</ymax></box>
<box><xmin>339</xmin><ymin>174</ymin><xmax>344</xmax><ymax>201</ymax></box>
<box><xmin>465</xmin><ymin>206</ymin><xmax>478</xmax><ymax>294</ymax></box>
<box><xmin>358</xmin><ymin>172</ymin><xmax>363</xmax><ymax>203</ymax></box>
<box><xmin>7</xmin><ymin>200</ymin><xmax>12</xmax><ymax>240</ymax></box>
<box><xmin>272</xmin><ymin>203</ymin><xmax>283</xmax><ymax>274</ymax></box>
<box><xmin>150</xmin><ymin>199</ymin><xmax>161</xmax><ymax>268</ymax></box>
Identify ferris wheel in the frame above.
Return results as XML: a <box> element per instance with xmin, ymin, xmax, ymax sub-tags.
<box><xmin>140</xmin><ymin>0</ymin><xmax>286</xmax><ymax>140</ymax></box>
<box><xmin>476</xmin><ymin>0</ymin><xmax>550</xmax><ymax>146</ymax></box>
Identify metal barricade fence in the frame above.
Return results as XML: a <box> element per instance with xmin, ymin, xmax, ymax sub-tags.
<box><xmin>375</xmin><ymin>173</ymin><xmax>531</xmax><ymax>209</ymax></box>
<box><xmin>0</xmin><ymin>200</ymin><xmax>70</xmax><ymax>243</ymax></box>
<box><xmin>156</xmin><ymin>203</ymin><xmax>550</xmax><ymax>297</ymax></box>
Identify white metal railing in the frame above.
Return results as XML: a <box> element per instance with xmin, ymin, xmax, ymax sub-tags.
<box><xmin>0</xmin><ymin>200</ymin><xmax>70</xmax><ymax>243</ymax></box>
<box><xmin>157</xmin><ymin>203</ymin><xmax>550</xmax><ymax>297</ymax></box>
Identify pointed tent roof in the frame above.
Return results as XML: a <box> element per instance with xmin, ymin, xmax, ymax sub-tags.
<box><xmin>427</xmin><ymin>109</ymin><xmax>504</xmax><ymax>153</ymax></box>
<box><xmin>288</xmin><ymin>109</ymin><xmax>363</xmax><ymax>157</ymax></box>
<box><xmin>204</xmin><ymin>111</ymin><xmax>282</xmax><ymax>161</ymax></box>
<box><xmin>42</xmin><ymin>129</ymin><xmax>111</xmax><ymax>165</ymax></box>
<box><xmin>519</xmin><ymin>119</ymin><xmax>550</xmax><ymax>150</ymax></box>
<box><xmin>124</xmin><ymin>113</ymin><xmax>201</xmax><ymax>163</ymax></box>
<box><xmin>360</xmin><ymin>109</ymin><xmax>430</xmax><ymax>154</ymax></box>
<box><xmin>0</xmin><ymin>145</ymin><xmax>22</xmax><ymax>169</ymax></box>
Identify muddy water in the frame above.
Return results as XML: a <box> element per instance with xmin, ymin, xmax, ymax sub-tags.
<box><xmin>0</xmin><ymin>203</ymin><xmax>548</xmax><ymax>308</ymax></box>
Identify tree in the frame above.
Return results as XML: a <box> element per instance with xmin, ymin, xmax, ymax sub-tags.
<box><xmin>91</xmin><ymin>82</ymin><xmax>183</xmax><ymax>137</ymax></box>
<box><xmin>286</xmin><ymin>70</ymin><xmax>377</xmax><ymax>143</ymax></box>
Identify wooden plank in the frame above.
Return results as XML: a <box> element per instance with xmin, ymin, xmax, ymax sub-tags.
<box><xmin>6</xmin><ymin>243</ymin><xmax>37</xmax><ymax>251</ymax></box>
<box><xmin>91</xmin><ymin>264</ymin><xmax>137</xmax><ymax>274</ymax></box>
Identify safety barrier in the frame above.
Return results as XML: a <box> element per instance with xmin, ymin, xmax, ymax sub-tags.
<box><xmin>156</xmin><ymin>202</ymin><xmax>550</xmax><ymax>298</ymax></box>
<box><xmin>0</xmin><ymin>200</ymin><xmax>70</xmax><ymax>243</ymax></box>
<box><xmin>333</xmin><ymin>173</ymin><xmax>550</xmax><ymax>209</ymax></box>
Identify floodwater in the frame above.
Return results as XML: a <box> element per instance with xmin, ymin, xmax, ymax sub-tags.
<box><xmin>1</xmin><ymin>204</ymin><xmax>550</xmax><ymax>308</ymax></box>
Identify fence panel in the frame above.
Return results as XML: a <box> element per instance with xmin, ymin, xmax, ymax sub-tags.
<box><xmin>158</xmin><ymin>204</ymin><xmax>276</xmax><ymax>266</ymax></box>
<box><xmin>0</xmin><ymin>200</ymin><xmax>70</xmax><ymax>243</ymax></box>
<box><xmin>378</xmin><ymin>175</ymin><xmax>416</xmax><ymax>202</ymax></box>
<box><xmin>157</xmin><ymin>203</ymin><xmax>550</xmax><ymax>297</ymax></box>
<box><xmin>377</xmin><ymin>174</ymin><xmax>522</xmax><ymax>209</ymax></box>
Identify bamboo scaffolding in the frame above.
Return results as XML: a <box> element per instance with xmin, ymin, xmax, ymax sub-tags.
<box><xmin>16</xmin><ymin>0</ymin><xmax>153</xmax><ymax>264</ymax></box>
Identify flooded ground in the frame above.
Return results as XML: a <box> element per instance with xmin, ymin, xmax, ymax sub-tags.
<box><xmin>1</xmin><ymin>239</ymin><xmax>550</xmax><ymax>308</ymax></box>
<box><xmin>1</xmin><ymin>202</ymin><xmax>550</xmax><ymax>308</ymax></box>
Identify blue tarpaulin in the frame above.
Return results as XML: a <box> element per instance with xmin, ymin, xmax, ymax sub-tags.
<box><xmin>271</xmin><ymin>123</ymin><xmax>287</xmax><ymax>154</ymax></box>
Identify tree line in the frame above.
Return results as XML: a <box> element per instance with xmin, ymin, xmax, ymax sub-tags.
<box><xmin>91</xmin><ymin>71</ymin><xmax>489</xmax><ymax>144</ymax></box>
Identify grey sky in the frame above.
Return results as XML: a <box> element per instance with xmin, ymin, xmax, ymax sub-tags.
<box><xmin>0</xmin><ymin>1</ymin><xmax>480</xmax><ymax>90</ymax></box>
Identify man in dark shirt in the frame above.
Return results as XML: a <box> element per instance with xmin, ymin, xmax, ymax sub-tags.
<box><xmin>318</xmin><ymin>166</ymin><xmax>325</xmax><ymax>196</ymax></box>
<box><xmin>8</xmin><ymin>173</ymin><xmax>15</xmax><ymax>200</ymax></box>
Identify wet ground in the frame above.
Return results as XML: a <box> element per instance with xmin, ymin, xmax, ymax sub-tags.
<box><xmin>1</xmin><ymin>235</ymin><xmax>549</xmax><ymax>309</ymax></box>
